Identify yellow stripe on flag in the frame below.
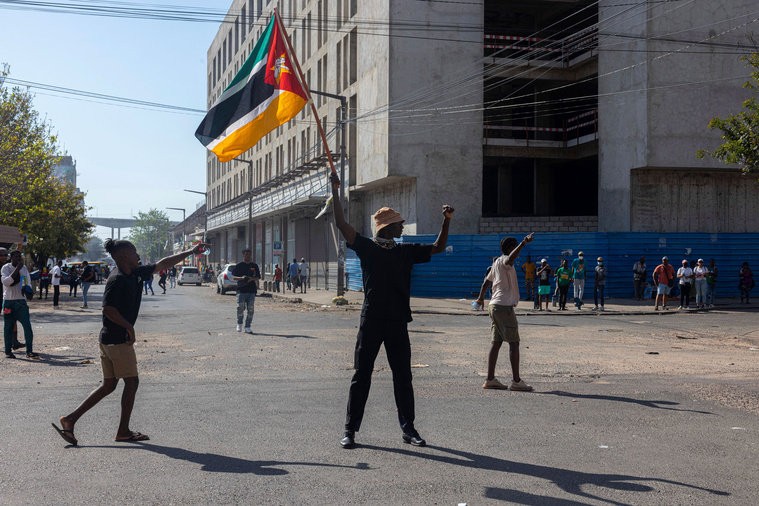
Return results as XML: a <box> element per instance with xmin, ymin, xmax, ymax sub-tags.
<box><xmin>211</xmin><ymin>91</ymin><xmax>308</xmax><ymax>163</ymax></box>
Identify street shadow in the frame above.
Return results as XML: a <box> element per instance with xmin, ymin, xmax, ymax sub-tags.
<box><xmin>249</xmin><ymin>332</ymin><xmax>316</xmax><ymax>339</ymax></box>
<box><xmin>408</xmin><ymin>329</ymin><xmax>445</xmax><ymax>334</ymax></box>
<box><xmin>32</xmin><ymin>312</ymin><xmax>102</xmax><ymax>324</ymax></box>
<box><xmin>485</xmin><ymin>487</ymin><xmax>591</xmax><ymax>505</ymax></box>
<box><xmin>90</xmin><ymin>443</ymin><xmax>370</xmax><ymax>475</ymax></box>
<box><xmin>26</xmin><ymin>353</ymin><xmax>98</xmax><ymax>368</ymax></box>
<box><xmin>358</xmin><ymin>444</ymin><xmax>728</xmax><ymax>504</ymax></box>
<box><xmin>536</xmin><ymin>390</ymin><xmax>713</xmax><ymax>415</ymax></box>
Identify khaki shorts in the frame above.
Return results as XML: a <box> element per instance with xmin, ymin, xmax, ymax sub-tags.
<box><xmin>99</xmin><ymin>343</ymin><xmax>138</xmax><ymax>379</ymax></box>
<box><xmin>488</xmin><ymin>304</ymin><xmax>520</xmax><ymax>343</ymax></box>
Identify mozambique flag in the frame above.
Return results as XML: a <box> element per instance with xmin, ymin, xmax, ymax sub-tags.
<box><xmin>195</xmin><ymin>15</ymin><xmax>309</xmax><ymax>163</ymax></box>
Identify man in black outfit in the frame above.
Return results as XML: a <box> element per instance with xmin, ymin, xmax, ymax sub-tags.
<box><xmin>232</xmin><ymin>248</ymin><xmax>260</xmax><ymax>334</ymax></box>
<box><xmin>53</xmin><ymin>238</ymin><xmax>208</xmax><ymax>446</ymax></box>
<box><xmin>329</xmin><ymin>173</ymin><xmax>454</xmax><ymax>449</ymax></box>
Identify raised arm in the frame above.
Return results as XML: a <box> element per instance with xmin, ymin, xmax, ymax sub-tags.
<box><xmin>330</xmin><ymin>173</ymin><xmax>356</xmax><ymax>245</ymax></box>
<box><xmin>504</xmin><ymin>233</ymin><xmax>534</xmax><ymax>266</ymax></box>
<box><xmin>430</xmin><ymin>205</ymin><xmax>455</xmax><ymax>255</ymax></box>
<box><xmin>154</xmin><ymin>243</ymin><xmax>209</xmax><ymax>273</ymax></box>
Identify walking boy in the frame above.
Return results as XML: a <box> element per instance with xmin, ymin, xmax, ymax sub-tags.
<box><xmin>330</xmin><ymin>173</ymin><xmax>453</xmax><ymax>449</ymax></box>
<box><xmin>53</xmin><ymin>239</ymin><xmax>208</xmax><ymax>446</ymax></box>
<box><xmin>476</xmin><ymin>234</ymin><xmax>535</xmax><ymax>392</ymax></box>
<box><xmin>232</xmin><ymin>249</ymin><xmax>260</xmax><ymax>334</ymax></box>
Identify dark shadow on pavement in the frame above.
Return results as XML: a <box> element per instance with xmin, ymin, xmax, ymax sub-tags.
<box><xmin>536</xmin><ymin>390</ymin><xmax>713</xmax><ymax>415</ymax></box>
<box><xmin>26</xmin><ymin>353</ymin><xmax>98</xmax><ymax>368</ymax></box>
<box><xmin>359</xmin><ymin>444</ymin><xmax>728</xmax><ymax>505</ymax></box>
<box><xmin>89</xmin><ymin>442</ymin><xmax>370</xmax><ymax>475</ymax></box>
<box><xmin>485</xmin><ymin>487</ymin><xmax>591</xmax><ymax>505</ymax></box>
<box><xmin>250</xmin><ymin>332</ymin><xmax>316</xmax><ymax>339</ymax></box>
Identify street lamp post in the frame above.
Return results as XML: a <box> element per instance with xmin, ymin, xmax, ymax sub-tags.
<box><xmin>166</xmin><ymin>207</ymin><xmax>186</xmax><ymax>260</ymax></box>
<box><xmin>184</xmin><ymin>189</ymin><xmax>208</xmax><ymax>243</ymax></box>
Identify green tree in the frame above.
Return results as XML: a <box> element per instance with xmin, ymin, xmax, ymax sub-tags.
<box><xmin>81</xmin><ymin>236</ymin><xmax>106</xmax><ymax>261</ymax></box>
<box><xmin>697</xmin><ymin>53</ymin><xmax>759</xmax><ymax>176</ymax></box>
<box><xmin>0</xmin><ymin>64</ymin><xmax>93</xmax><ymax>267</ymax></box>
<box><xmin>128</xmin><ymin>209</ymin><xmax>170</xmax><ymax>262</ymax></box>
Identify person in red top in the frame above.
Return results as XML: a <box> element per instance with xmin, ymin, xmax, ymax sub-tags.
<box><xmin>653</xmin><ymin>256</ymin><xmax>676</xmax><ymax>311</ymax></box>
<box><xmin>273</xmin><ymin>264</ymin><xmax>282</xmax><ymax>293</ymax></box>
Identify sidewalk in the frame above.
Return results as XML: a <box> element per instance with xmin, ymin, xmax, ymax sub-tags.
<box><xmin>263</xmin><ymin>287</ymin><xmax>754</xmax><ymax>316</ymax></box>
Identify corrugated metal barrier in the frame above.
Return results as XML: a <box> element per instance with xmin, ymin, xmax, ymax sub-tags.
<box><xmin>346</xmin><ymin>233</ymin><xmax>759</xmax><ymax>299</ymax></box>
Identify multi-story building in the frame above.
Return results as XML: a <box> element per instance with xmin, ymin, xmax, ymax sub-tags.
<box><xmin>203</xmin><ymin>0</ymin><xmax>759</xmax><ymax>288</ymax></box>
<box><xmin>52</xmin><ymin>155</ymin><xmax>79</xmax><ymax>191</ymax></box>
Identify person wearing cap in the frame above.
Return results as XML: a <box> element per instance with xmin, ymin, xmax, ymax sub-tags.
<box><xmin>633</xmin><ymin>257</ymin><xmax>647</xmax><ymax>301</ymax></box>
<box><xmin>594</xmin><ymin>257</ymin><xmax>607</xmax><ymax>311</ymax></box>
<box><xmin>2</xmin><ymin>250</ymin><xmax>38</xmax><ymax>359</ymax></box>
<box><xmin>476</xmin><ymin>233</ymin><xmax>535</xmax><ymax>392</ymax></box>
<box><xmin>653</xmin><ymin>256</ymin><xmax>675</xmax><ymax>310</ymax></box>
<box><xmin>571</xmin><ymin>252</ymin><xmax>587</xmax><ymax>309</ymax></box>
<box><xmin>298</xmin><ymin>257</ymin><xmax>309</xmax><ymax>294</ymax></box>
<box><xmin>677</xmin><ymin>260</ymin><xmax>694</xmax><ymax>310</ymax></box>
<box><xmin>329</xmin><ymin>172</ymin><xmax>453</xmax><ymax>449</ymax></box>
<box><xmin>536</xmin><ymin>259</ymin><xmax>553</xmax><ymax>311</ymax></box>
<box><xmin>693</xmin><ymin>259</ymin><xmax>709</xmax><ymax>309</ymax></box>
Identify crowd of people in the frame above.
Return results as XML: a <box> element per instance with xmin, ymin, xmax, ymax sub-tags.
<box><xmin>518</xmin><ymin>255</ymin><xmax>753</xmax><ymax>310</ymax></box>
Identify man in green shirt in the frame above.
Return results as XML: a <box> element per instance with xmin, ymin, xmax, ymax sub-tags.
<box><xmin>554</xmin><ymin>259</ymin><xmax>573</xmax><ymax>310</ymax></box>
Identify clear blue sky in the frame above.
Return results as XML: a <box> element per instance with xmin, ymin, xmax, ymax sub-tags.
<box><xmin>0</xmin><ymin>1</ymin><xmax>226</xmax><ymax>240</ymax></box>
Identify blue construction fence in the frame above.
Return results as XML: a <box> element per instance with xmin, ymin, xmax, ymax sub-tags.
<box><xmin>346</xmin><ymin>232</ymin><xmax>759</xmax><ymax>300</ymax></box>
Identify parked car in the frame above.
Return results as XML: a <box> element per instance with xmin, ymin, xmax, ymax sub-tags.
<box><xmin>216</xmin><ymin>263</ymin><xmax>237</xmax><ymax>295</ymax></box>
<box><xmin>178</xmin><ymin>266</ymin><xmax>201</xmax><ymax>286</ymax></box>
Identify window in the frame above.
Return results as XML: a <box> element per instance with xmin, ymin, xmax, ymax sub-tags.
<box><xmin>349</xmin><ymin>29</ymin><xmax>357</xmax><ymax>85</ymax></box>
<box><xmin>322</xmin><ymin>54</ymin><xmax>328</xmax><ymax>99</ymax></box>
<box><xmin>343</xmin><ymin>34</ymin><xmax>349</xmax><ymax>89</ymax></box>
<box><xmin>228</xmin><ymin>30</ymin><xmax>233</xmax><ymax>64</ymax></box>
<box><xmin>317</xmin><ymin>1</ymin><xmax>322</xmax><ymax>49</ymax></box>
<box><xmin>307</xmin><ymin>13</ymin><xmax>312</xmax><ymax>57</ymax></box>
<box><xmin>317</xmin><ymin>59</ymin><xmax>322</xmax><ymax>106</ymax></box>
<box><xmin>241</xmin><ymin>6</ymin><xmax>246</xmax><ymax>37</ymax></box>
<box><xmin>256</xmin><ymin>0</ymin><xmax>262</xmax><ymax>20</ymax></box>
<box><xmin>235</xmin><ymin>18</ymin><xmax>239</xmax><ymax>54</ymax></box>
<box><xmin>350</xmin><ymin>0</ymin><xmax>357</xmax><ymax>17</ymax></box>
<box><xmin>323</xmin><ymin>0</ymin><xmax>328</xmax><ymax>45</ymax></box>
<box><xmin>223</xmin><ymin>40</ymin><xmax>227</xmax><ymax>71</ymax></box>
<box><xmin>336</xmin><ymin>41</ymin><xmax>341</xmax><ymax>93</ymax></box>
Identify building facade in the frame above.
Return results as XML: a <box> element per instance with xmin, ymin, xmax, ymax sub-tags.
<box><xmin>203</xmin><ymin>0</ymin><xmax>759</xmax><ymax>287</ymax></box>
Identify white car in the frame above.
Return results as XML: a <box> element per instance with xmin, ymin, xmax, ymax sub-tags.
<box><xmin>178</xmin><ymin>266</ymin><xmax>201</xmax><ymax>286</ymax></box>
<box><xmin>216</xmin><ymin>263</ymin><xmax>237</xmax><ymax>295</ymax></box>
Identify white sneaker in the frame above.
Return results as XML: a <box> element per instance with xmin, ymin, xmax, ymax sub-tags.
<box><xmin>677</xmin><ymin>306</ymin><xmax>683</xmax><ymax>310</ymax></box>
<box><xmin>244</xmin><ymin>327</ymin><xmax>253</xmax><ymax>334</ymax></box>
<box><xmin>509</xmin><ymin>379</ymin><xmax>533</xmax><ymax>391</ymax></box>
<box><xmin>236</xmin><ymin>324</ymin><xmax>242</xmax><ymax>332</ymax></box>
<box><xmin>483</xmin><ymin>378</ymin><xmax>509</xmax><ymax>389</ymax></box>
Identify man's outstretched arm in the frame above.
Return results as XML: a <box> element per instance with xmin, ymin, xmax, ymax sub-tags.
<box><xmin>430</xmin><ymin>205</ymin><xmax>455</xmax><ymax>255</ymax></box>
<box><xmin>330</xmin><ymin>173</ymin><xmax>356</xmax><ymax>245</ymax></box>
<box><xmin>154</xmin><ymin>243</ymin><xmax>210</xmax><ymax>273</ymax></box>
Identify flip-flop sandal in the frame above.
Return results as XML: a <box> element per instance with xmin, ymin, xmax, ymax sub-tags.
<box><xmin>115</xmin><ymin>432</ymin><xmax>150</xmax><ymax>442</ymax></box>
<box><xmin>51</xmin><ymin>423</ymin><xmax>78</xmax><ymax>446</ymax></box>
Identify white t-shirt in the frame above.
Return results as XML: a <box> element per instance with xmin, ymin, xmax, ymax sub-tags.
<box><xmin>693</xmin><ymin>266</ymin><xmax>708</xmax><ymax>281</ymax></box>
<box><xmin>486</xmin><ymin>255</ymin><xmax>519</xmax><ymax>307</ymax></box>
<box><xmin>51</xmin><ymin>265</ymin><xmax>62</xmax><ymax>286</ymax></box>
<box><xmin>1</xmin><ymin>263</ymin><xmax>32</xmax><ymax>301</ymax></box>
<box><xmin>299</xmin><ymin>262</ymin><xmax>308</xmax><ymax>276</ymax></box>
<box><xmin>677</xmin><ymin>267</ymin><xmax>694</xmax><ymax>285</ymax></box>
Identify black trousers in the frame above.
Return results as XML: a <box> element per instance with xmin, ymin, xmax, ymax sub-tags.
<box><xmin>53</xmin><ymin>285</ymin><xmax>60</xmax><ymax>307</ymax></box>
<box><xmin>680</xmin><ymin>283</ymin><xmax>691</xmax><ymax>307</ymax></box>
<box><xmin>558</xmin><ymin>284</ymin><xmax>569</xmax><ymax>308</ymax></box>
<box><xmin>345</xmin><ymin>317</ymin><xmax>415</xmax><ymax>433</ymax></box>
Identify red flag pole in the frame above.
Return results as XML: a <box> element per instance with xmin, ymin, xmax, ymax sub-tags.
<box><xmin>274</xmin><ymin>9</ymin><xmax>337</xmax><ymax>175</ymax></box>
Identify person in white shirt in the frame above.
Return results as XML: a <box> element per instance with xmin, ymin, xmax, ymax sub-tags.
<box><xmin>298</xmin><ymin>258</ymin><xmax>308</xmax><ymax>294</ymax></box>
<box><xmin>677</xmin><ymin>260</ymin><xmax>694</xmax><ymax>310</ymax></box>
<box><xmin>51</xmin><ymin>260</ymin><xmax>63</xmax><ymax>309</ymax></box>
<box><xmin>2</xmin><ymin>250</ymin><xmax>38</xmax><ymax>359</ymax></box>
<box><xmin>476</xmin><ymin>233</ymin><xmax>535</xmax><ymax>392</ymax></box>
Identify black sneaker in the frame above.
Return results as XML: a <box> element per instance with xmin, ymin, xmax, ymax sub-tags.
<box><xmin>402</xmin><ymin>430</ymin><xmax>426</xmax><ymax>447</ymax></box>
<box><xmin>5</xmin><ymin>352</ymin><xmax>16</xmax><ymax>359</ymax></box>
<box><xmin>26</xmin><ymin>352</ymin><xmax>40</xmax><ymax>359</ymax></box>
<box><xmin>340</xmin><ymin>431</ymin><xmax>355</xmax><ymax>449</ymax></box>
<box><xmin>12</xmin><ymin>341</ymin><xmax>25</xmax><ymax>350</ymax></box>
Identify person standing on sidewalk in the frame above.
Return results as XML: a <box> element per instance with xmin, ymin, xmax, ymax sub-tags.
<box><xmin>554</xmin><ymin>259</ymin><xmax>572</xmax><ymax>310</ymax></box>
<box><xmin>0</xmin><ymin>248</ymin><xmax>23</xmax><ymax>351</ymax></box>
<box><xmin>571</xmin><ymin>252</ymin><xmax>587</xmax><ymax>309</ymax></box>
<box><xmin>51</xmin><ymin>260</ymin><xmax>63</xmax><ymax>309</ymax></box>
<box><xmin>653</xmin><ymin>257</ymin><xmax>675</xmax><ymax>311</ymax></box>
<box><xmin>476</xmin><ymin>233</ymin><xmax>535</xmax><ymax>392</ymax></box>
<box><xmin>330</xmin><ymin>172</ymin><xmax>453</xmax><ymax>449</ymax></box>
<box><xmin>169</xmin><ymin>265</ymin><xmax>177</xmax><ymax>288</ymax></box>
<box><xmin>677</xmin><ymin>260</ymin><xmax>694</xmax><ymax>310</ymax></box>
<box><xmin>2</xmin><ymin>250</ymin><xmax>39</xmax><ymax>359</ymax></box>
<box><xmin>536</xmin><ymin>259</ymin><xmax>553</xmax><ymax>311</ymax></box>
<box><xmin>298</xmin><ymin>258</ymin><xmax>309</xmax><ymax>294</ymax></box>
<box><xmin>739</xmin><ymin>262</ymin><xmax>753</xmax><ymax>303</ymax></box>
<box><xmin>80</xmin><ymin>261</ymin><xmax>96</xmax><ymax>309</ymax></box>
<box><xmin>287</xmin><ymin>260</ymin><xmax>299</xmax><ymax>293</ymax></box>
<box><xmin>52</xmin><ymin>238</ymin><xmax>208</xmax><ymax>446</ymax></box>
<box><xmin>594</xmin><ymin>257</ymin><xmax>607</xmax><ymax>311</ymax></box>
<box><xmin>274</xmin><ymin>264</ymin><xmax>282</xmax><ymax>293</ymax></box>
<box><xmin>706</xmin><ymin>259</ymin><xmax>718</xmax><ymax>307</ymax></box>
<box><xmin>521</xmin><ymin>256</ymin><xmax>536</xmax><ymax>301</ymax></box>
<box><xmin>232</xmin><ymin>249</ymin><xmax>260</xmax><ymax>334</ymax></box>
<box><xmin>38</xmin><ymin>264</ymin><xmax>50</xmax><ymax>300</ymax></box>
<box><xmin>693</xmin><ymin>259</ymin><xmax>709</xmax><ymax>309</ymax></box>
<box><xmin>68</xmin><ymin>265</ymin><xmax>79</xmax><ymax>297</ymax></box>
<box><xmin>633</xmin><ymin>257</ymin><xmax>647</xmax><ymax>300</ymax></box>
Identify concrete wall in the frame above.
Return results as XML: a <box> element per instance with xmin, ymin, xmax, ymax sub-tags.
<box><xmin>598</xmin><ymin>0</ymin><xmax>757</xmax><ymax>231</ymax></box>
<box><xmin>384</xmin><ymin>0</ymin><xmax>484</xmax><ymax>235</ymax></box>
<box><xmin>480</xmin><ymin>216</ymin><xmax>599</xmax><ymax>234</ymax></box>
<box><xmin>631</xmin><ymin>169</ymin><xmax>759</xmax><ymax>233</ymax></box>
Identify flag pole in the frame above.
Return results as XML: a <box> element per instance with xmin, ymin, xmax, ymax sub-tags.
<box><xmin>274</xmin><ymin>9</ymin><xmax>338</xmax><ymax>175</ymax></box>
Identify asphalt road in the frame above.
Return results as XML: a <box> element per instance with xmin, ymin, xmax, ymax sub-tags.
<box><xmin>1</xmin><ymin>284</ymin><xmax>757</xmax><ymax>505</ymax></box>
